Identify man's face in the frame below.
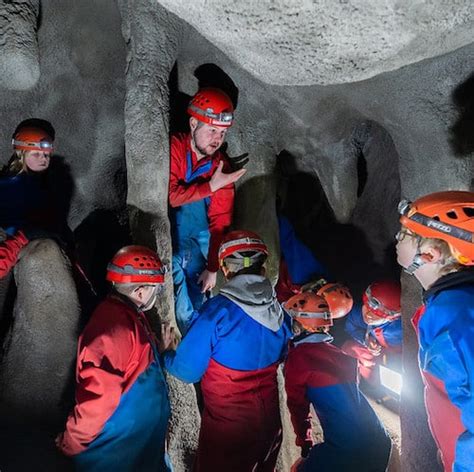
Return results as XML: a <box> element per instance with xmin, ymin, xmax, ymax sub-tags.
<box><xmin>191</xmin><ymin>119</ymin><xmax>228</xmax><ymax>156</ymax></box>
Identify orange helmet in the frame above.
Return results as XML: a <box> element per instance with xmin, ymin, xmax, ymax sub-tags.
<box><xmin>218</xmin><ymin>230</ymin><xmax>268</xmax><ymax>271</ymax></box>
<box><xmin>188</xmin><ymin>88</ymin><xmax>234</xmax><ymax>127</ymax></box>
<box><xmin>362</xmin><ymin>281</ymin><xmax>401</xmax><ymax>321</ymax></box>
<box><xmin>106</xmin><ymin>246</ymin><xmax>166</xmax><ymax>284</ymax></box>
<box><xmin>12</xmin><ymin>126</ymin><xmax>54</xmax><ymax>152</ymax></box>
<box><xmin>399</xmin><ymin>191</ymin><xmax>474</xmax><ymax>266</ymax></box>
<box><xmin>284</xmin><ymin>292</ymin><xmax>332</xmax><ymax>331</ymax></box>
<box><xmin>316</xmin><ymin>282</ymin><xmax>353</xmax><ymax>319</ymax></box>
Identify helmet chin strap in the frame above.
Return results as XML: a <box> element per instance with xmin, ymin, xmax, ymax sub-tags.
<box><xmin>141</xmin><ymin>286</ymin><xmax>158</xmax><ymax>312</ymax></box>
<box><xmin>404</xmin><ymin>239</ymin><xmax>426</xmax><ymax>275</ymax></box>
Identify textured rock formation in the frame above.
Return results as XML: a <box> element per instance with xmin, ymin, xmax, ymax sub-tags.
<box><xmin>0</xmin><ymin>0</ymin><xmax>40</xmax><ymax>90</ymax></box>
<box><xmin>0</xmin><ymin>1</ymin><xmax>472</xmax><ymax>470</ymax></box>
<box><xmin>158</xmin><ymin>0</ymin><xmax>474</xmax><ymax>85</ymax></box>
<box><xmin>117</xmin><ymin>2</ymin><xmax>200</xmax><ymax>470</ymax></box>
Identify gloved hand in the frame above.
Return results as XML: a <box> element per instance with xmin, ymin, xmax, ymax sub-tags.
<box><xmin>341</xmin><ymin>339</ymin><xmax>368</xmax><ymax>358</ymax></box>
<box><xmin>227</xmin><ymin>152</ymin><xmax>249</xmax><ymax>171</ymax></box>
<box><xmin>0</xmin><ymin>231</ymin><xmax>29</xmax><ymax>278</ymax></box>
<box><xmin>366</xmin><ymin>337</ymin><xmax>383</xmax><ymax>356</ymax></box>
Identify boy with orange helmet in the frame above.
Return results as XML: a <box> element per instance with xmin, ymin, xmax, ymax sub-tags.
<box><xmin>396</xmin><ymin>190</ymin><xmax>474</xmax><ymax>472</ymax></box>
<box><xmin>284</xmin><ymin>291</ymin><xmax>391</xmax><ymax>471</ymax></box>
<box><xmin>164</xmin><ymin>230</ymin><xmax>291</xmax><ymax>471</ymax></box>
<box><xmin>342</xmin><ymin>281</ymin><xmax>402</xmax><ymax>382</ymax></box>
<box><xmin>169</xmin><ymin>88</ymin><xmax>246</xmax><ymax>334</ymax></box>
<box><xmin>56</xmin><ymin>246</ymin><xmax>173</xmax><ymax>471</ymax></box>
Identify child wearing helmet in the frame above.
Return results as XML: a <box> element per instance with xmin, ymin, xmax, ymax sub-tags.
<box><xmin>56</xmin><ymin>246</ymin><xmax>174</xmax><ymax>471</ymax></box>
<box><xmin>169</xmin><ymin>88</ymin><xmax>246</xmax><ymax>335</ymax></box>
<box><xmin>396</xmin><ymin>190</ymin><xmax>474</xmax><ymax>472</ymax></box>
<box><xmin>284</xmin><ymin>292</ymin><xmax>391</xmax><ymax>472</ymax></box>
<box><xmin>163</xmin><ymin>230</ymin><xmax>292</xmax><ymax>471</ymax></box>
<box><xmin>0</xmin><ymin>119</ymin><xmax>72</xmax><ymax>278</ymax></box>
<box><xmin>342</xmin><ymin>281</ymin><xmax>402</xmax><ymax>382</ymax></box>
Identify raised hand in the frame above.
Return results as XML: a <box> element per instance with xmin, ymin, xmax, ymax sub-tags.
<box><xmin>209</xmin><ymin>160</ymin><xmax>246</xmax><ymax>192</ymax></box>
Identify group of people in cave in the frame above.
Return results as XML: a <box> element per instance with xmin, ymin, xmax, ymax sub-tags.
<box><xmin>0</xmin><ymin>87</ymin><xmax>473</xmax><ymax>472</ymax></box>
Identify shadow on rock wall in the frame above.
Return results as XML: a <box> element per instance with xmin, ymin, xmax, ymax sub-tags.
<box><xmin>275</xmin><ymin>149</ymin><xmax>383</xmax><ymax>297</ymax></box>
<box><xmin>169</xmin><ymin>61</ymin><xmax>239</xmax><ymax>135</ymax></box>
<box><xmin>74</xmin><ymin>208</ymin><xmax>131</xmax><ymax>299</ymax></box>
<box><xmin>449</xmin><ymin>72</ymin><xmax>474</xmax><ymax>158</ymax></box>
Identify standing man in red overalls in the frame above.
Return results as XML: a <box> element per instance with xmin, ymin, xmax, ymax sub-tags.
<box><xmin>169</xmin><ymin>88</ymin><xmax>246</xmax><ymax>334</ymax></box>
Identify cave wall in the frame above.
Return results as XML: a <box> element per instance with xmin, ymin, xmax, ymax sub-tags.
<box><xmin>0</xmin><ymin>0</ymin><xmax>472</xmax><ymax>470</ymax></box>
<box><xmin>170</xmin><ymin>20</ymin><xmax>474</xmax><ymax>471</ymax></box>
<box><xmin>0</xmin><ymin>1</ymin><xmax>127</xmax><ymax>227</ymax></box>
<box><xmin>0</xmin><ymin>1</ymin><xmax>127</xmax><ymax>470</ymax></box>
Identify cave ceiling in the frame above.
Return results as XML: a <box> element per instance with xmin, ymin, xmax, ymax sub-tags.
<box><xmin>158</xmin><ymin>0</ymin><xmax>474</xmax><ymax>85</ymax></box>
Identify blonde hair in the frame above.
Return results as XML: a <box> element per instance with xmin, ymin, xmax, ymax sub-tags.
<box><xmin>3</xmin><ymin>151</ymin><xmax>28</xmax><ymax>176</ymax></box>
<box><xmin>419</xmin><ymin>237</ymin><xmax>465</xmax><ymax>275</ymax></box>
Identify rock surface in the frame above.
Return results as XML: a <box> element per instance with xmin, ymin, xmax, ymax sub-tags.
<box><xmin>158</xmin><ymin>0</ymin><xmax>474</xmax><ymax>85</ymax></box>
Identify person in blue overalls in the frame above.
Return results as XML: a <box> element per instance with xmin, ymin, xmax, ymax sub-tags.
<box><xmin>169</xmin><ymin>88</ymin><xmax>246</xmax><ymax>334</ymax></box>
<box><xmin>0</xmin><ymin>120</ymin><xmax>73</xmax><ymax>277</ymax></box>
<box><xmin>342</xmin><ymin>281</ymin><xmax>402</xmax><ymax>382</ymax></box>
<box><xmin>56</xmin><ymin>246</ymin><xmax>174</xmax><ymax>471</ymax></box>
<box><xmin>164</xmin><ymin>230</ymin><xmax>292</xmax><ymax>471</ymax></box>
<box><xmin>396</xmin><ymin>191</ymin><xmax>474</xmax><ymax>471</ymax></box>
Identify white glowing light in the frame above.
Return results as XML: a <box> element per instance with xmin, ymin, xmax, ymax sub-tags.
<box><xmin>379</xmin><ymin>365</ymin><xmax>403</xmax><ymax>396</ymax></box>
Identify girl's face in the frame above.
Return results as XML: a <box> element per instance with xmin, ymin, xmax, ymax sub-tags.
<box><xmin>23</xmin><ymin>150</ymin><xmax>51</xmax><ymax>172</ymax></box>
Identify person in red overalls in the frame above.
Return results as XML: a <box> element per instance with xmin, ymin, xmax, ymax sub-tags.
<box><xmin>56</xmin><ymin>246</ymin><xmax>173</xmax><ymax>471</ymax></box>
<box><xmin>164</xmin><ymin>230</ymin><xmax>292</xmax><ymax>471</ymax></box>
<box><xmin>284</xmin><ymin>291</ymin><xmax>391</xmax><ymax>471</ymax></box>
<box><xmin>396</xmin><ymin>191</ymin><xmax>474</xmax><ymax>471</ymax></box>
<box><xmin>169</xmin><ymin>88</ymin><xmax>246</xmax><ymax>334</ymax></box>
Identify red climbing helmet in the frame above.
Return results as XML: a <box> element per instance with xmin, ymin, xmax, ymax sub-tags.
<box><xmin>12</xmin><ymin>126</ymin><xmax>54</xmax><ymax>152</ymax></box>
<box><xmin>218</xmin><ymin>230</ymin><xmax>268</xmax><ymax>270</ymax></box>
<box><xmin>362</xmin><ymin>281</ymin><xmax>401</xmax><ymax>321</ymax></box>
<box><xmin>398</xmin><ymin>191</ymin><xmax>474</xmax><ymax>266</ymax></box>
<box><xmin>284</xmin><ymin>292</ymin><xmax>333</xmax><ymax>331</ymax></box>
<box><xmin>187</xmin><ymin>88</ymin><xmax>234</xmax><ymax>127</ymax></box>
<box><xmin>316</xmin><ymin>282</ymin><xmax>353</xmax><ymax>319</ymax></box>
<box><xmin>106</xmin><ymin>246</ymin><xmax>166</xmax><ymax>284</ymax></box>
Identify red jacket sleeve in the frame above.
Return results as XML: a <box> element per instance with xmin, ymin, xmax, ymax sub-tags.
<box><xmin>0</xmin><ymin>231</ymin><xmax>29</xmax><ymax>278</ymax></box>
<box><xmin>275</xmin><ymin>259</ymin><xmax>302</xmax><ymax>303</ymax></box>
<box><xmin>284</xmin><ymin>349</ymin><xmax>314</xmax><ymax>448</ymax></box>
<box><xmin>58</xmin><ymin>313</ymin><xmax>135</xmax><ymax>456</ymax></box>
<box><xmin>206</xmin><ymin>180</ymin><xmax>234</xmax><ymax>272</ymax></box>
<box><xmin>169</xmin><ymin>134</ymin><xmax>213</xmax><ymax>207</ymax></box>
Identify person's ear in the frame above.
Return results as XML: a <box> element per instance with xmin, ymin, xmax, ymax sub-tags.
<box><xmin>133</xmin><ymin>285</ymin><xmax>145</xmax><ymax>302</ymax></box>
<box><xmin>221</xmin><ymin>265</ymin><xmax>230</xmax><ymax>279</ymax></box>
<box><xmin>189</xmin><ymin>117</ymin><xmax>198</xmax><ymax>132</ymax></box>
<box><xmin>420</xmin><ymin>245</ymin><xmax>443</xmax><ymax>264</ymax></box>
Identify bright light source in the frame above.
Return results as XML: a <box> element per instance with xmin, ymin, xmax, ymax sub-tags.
<box><xmin>379</xmin><ymin>365</ymin><xmax>403</xmax><ymax>396</ymax></box>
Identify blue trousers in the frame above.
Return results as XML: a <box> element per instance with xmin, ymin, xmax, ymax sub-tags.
<box><xmin>172</xmin><ymin>233</ymin><xmax>209</xmax><ymax>335</ymax></box>
<box><xmin>74</xmin><ymin>360</ymin><xmax>171</xmax><ymax>472</ymax></box>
